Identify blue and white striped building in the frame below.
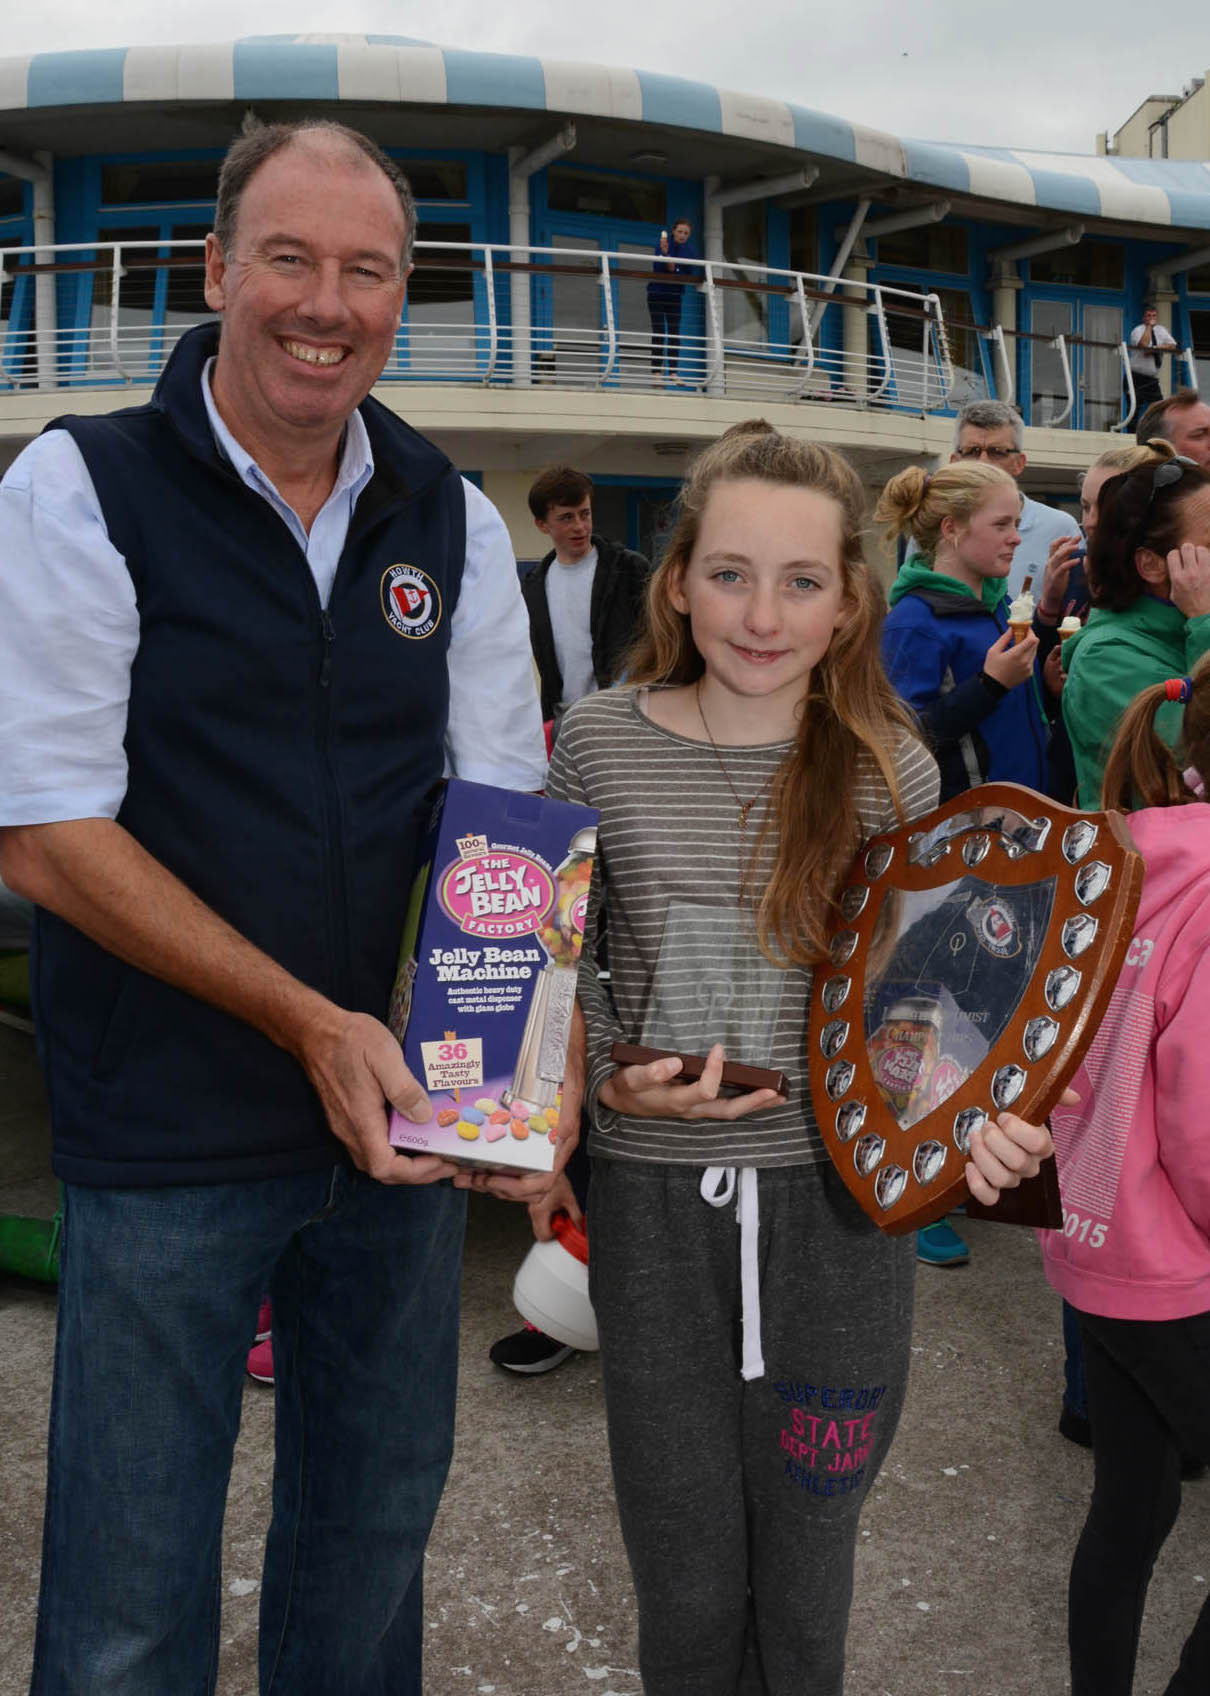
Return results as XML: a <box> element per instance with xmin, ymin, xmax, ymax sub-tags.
<box><xmin>3</xmin><ymin>33</ymin><xmax>1209</xmax><ymax>556</ymax></box>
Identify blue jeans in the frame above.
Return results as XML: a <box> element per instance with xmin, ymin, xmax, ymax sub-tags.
<box><xmin>1062</xmin><ymin>1297</ymin><xmax>1088</xmax><ymax>1417</ymax></box>
<box><xmin>30</xmin><ymin>1167</ymin><xmax>466</xmax><ymax>1695</ymax></box>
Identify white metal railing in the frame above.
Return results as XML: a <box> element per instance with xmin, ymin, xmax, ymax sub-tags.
<box><xmin>1031</xmin><ymin>331</ymin><xmax>1200</xmax><ymax>434</ymax></box>
<box><xmin>3</xmin><ymin>235</ymin><xmax>1200</xmax><ymax>428</ymax></box>
<box><xmin>0</xmin><ymin>235</ymin><xmax>955</xmax><ymax>415</ymax></box>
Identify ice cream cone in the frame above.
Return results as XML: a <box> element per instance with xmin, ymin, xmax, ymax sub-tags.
<box><xmin>1010</xmin><ymin>620</ymin><xmax>1030</xmax><ymax>646</ymax></box>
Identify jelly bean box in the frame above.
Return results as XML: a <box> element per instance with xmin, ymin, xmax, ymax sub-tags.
<box><xmin>387</xmin><ymin>779</ymin><xmax>598</xmax><ymax>1175</ymax></box>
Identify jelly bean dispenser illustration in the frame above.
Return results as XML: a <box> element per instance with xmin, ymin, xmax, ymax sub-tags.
<box><xmin>503</xmin><ymin>830</ymin><xmax>595</xmax><ymax>1113</ymax></box>
<box><xmin>387</xmin><ymin>780</ymin><xmax>599</xmax><ymax>1175</ymax></box>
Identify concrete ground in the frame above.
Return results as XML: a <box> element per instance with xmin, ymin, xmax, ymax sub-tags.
<box><xmin>1</xmin><ymin>1017</ymin><xmax>1206</xmax><ymax>1696</ymax></box>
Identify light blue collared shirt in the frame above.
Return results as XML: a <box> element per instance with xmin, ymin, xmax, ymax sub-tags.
<box><xmin>200</xmin><ymin>358</ymin><xmax>374</xmax><ymax>609</ymax></box>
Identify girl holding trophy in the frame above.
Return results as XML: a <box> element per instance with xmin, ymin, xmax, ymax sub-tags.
<box><xmin>546</xmin><ymin>421</ymin><xmax>1053</xmax><ymax>1695</ymax></box>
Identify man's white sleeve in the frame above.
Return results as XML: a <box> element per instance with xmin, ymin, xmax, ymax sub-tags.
<box><xmin>0</xmin><ymin>431</ymin><xmax>138</xmax><ymax>826</ymax></box>
<box><xmin>444</xmin><ymin>478</ymin><xmax>547</xmax><ymax>790</ymax></box>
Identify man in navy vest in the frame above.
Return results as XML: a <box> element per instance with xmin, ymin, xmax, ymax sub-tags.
<box><xmin>0</xmin><ymin>119</ymin><xmax>560</xmax><ymax>1694</ymax></box>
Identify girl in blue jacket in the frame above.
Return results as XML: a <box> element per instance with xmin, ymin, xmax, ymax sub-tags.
<box><xmin>875</xmin><ymin>462</ymin><xmax>1048</xmax><ymax>801</ymax></box>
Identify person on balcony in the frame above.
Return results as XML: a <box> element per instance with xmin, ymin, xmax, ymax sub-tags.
<box><xmin>1137</xmin><ymin>386</ymin><xmax>1210</xmax><ymax>469</ymax></box>
<box><xmin>0</xmin><ymin>116</ymin><xmax>563</xmax><ymax>1696</ymax></box>
<box><xmin>950</xmin><ymin>399</ymin><xmax>1079</xmax><ymax>602</ymax></box>
<box><xmin>1125</xmin><ymin>300</ymin><xmax>1177</xmax><ymax>429</ymax></box>
<box><xmin>647</xmin><ymin>218</ymin><xmax>699</xmax><ymax>386</ymax></box>
<box><xmin>522</xmin><ymin>465</ymin><xmax>653</xmax><ymax>730</ymax></box>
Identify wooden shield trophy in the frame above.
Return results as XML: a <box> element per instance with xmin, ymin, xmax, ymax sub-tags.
<box><xmin>808</xmin><ymin>785</ymin><xmax>1144</xmax><ymax>1235</ymax></box>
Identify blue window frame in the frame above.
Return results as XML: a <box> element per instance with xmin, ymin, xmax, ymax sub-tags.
<box><xmin>1021</xmin><ymin>243</ymin><xmax>1131</xmax><ymax>432</ymax></box>
<box><xmin>60</xmin><ymin>147</ymin><xmax>494</xmax><ymax>382</ymax></box>
<box><xmin>868</xmin><ymin>217</ymin><xmax>993</xmax><ymax>413</ymax></box>
<box><xmin>0</xmin><ymin>177</ymin><xmax>36</xmax><ymax>387</ymax></box>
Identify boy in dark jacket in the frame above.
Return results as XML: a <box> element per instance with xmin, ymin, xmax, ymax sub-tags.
<box><xmin>522</xmin><ymin>466</ymin><xmax>653</xmax><ymax>727</ymax></box>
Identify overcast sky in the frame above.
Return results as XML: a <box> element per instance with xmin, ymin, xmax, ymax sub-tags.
<box><xmin>2</xmin><ymin>0</ymin><xmax>1209</xmax><ymax>156</ymax></box>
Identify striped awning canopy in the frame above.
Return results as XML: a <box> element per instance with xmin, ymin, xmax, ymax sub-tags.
<box><xmin>3</xmin><ymin>34</ymin><xmax>1210</xmax><ymax>232</ymax></box>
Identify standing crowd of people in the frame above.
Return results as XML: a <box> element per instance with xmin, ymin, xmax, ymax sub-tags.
<box><xmin>0</xmin><ymin>118</ymin><xmax>1206</xmax><ymax>1696</ymax></box>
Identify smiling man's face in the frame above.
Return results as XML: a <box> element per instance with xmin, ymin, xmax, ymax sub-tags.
<box><xmin>204</xmin><ymin>135</ymin><xmax>410</xmax><ymax>450</ymax></box>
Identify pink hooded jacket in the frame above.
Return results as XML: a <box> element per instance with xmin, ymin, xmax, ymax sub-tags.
<box><xmin>1041</xmin><ymin>803</ymin><xmax>1210</xmax><ymax>1321</ymax></box>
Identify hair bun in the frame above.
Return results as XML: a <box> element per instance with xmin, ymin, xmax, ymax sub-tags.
<box><xmin>718</xmin><ymin>417</ymin><xmax>779</xmax><ymax>443</ymax></box>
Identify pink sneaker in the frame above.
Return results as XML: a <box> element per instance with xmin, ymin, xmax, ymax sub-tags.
<box><xmin>255</xmin><ymin>1299</ymin><xmax>272</xmax><ymax>1342</ymax></box>
<box><xmin>246</xmin><ymin>1337</ymin><xmax>274</xmax><ymax>1385</ymax></box>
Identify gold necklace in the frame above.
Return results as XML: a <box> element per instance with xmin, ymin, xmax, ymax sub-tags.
<box><xmin>695</xmin><ymin>681</ymin><xmax>775</xmax><ymax>834</ymax></box>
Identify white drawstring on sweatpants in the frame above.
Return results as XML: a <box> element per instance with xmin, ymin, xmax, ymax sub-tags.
<box><xmin>700</xmin><ymin>1166</ymin><xmax>764</xmax><ymax>1381</ymax></box>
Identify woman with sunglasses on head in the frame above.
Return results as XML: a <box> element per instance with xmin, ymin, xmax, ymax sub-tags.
<box><xmin>1063</xmin><ymin>450</ymin><xmax>1210</xmax><ymax>806</ymax></box>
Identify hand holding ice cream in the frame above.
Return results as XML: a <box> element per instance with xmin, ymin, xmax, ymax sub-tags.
<box><xmin>983</xmin><ymin>625</ymin><xmax>1039</xmax><ymax>689</ymax></box>
<box><xmin>1009</xmin><ymin>576</ymin><xmax>1035</xmax><ymax>645</ymax></box>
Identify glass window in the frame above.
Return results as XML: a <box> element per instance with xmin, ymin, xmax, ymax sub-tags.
<box><xmin>1082</xmin><ymin>304</ymin><xmax>1124</xmax><ymax>433</ymax></box>
<box><xmin>547</xmin><ymin>167</ymin><xmax>666</xmax><ymax>225</ymax></box>
<box><xmin>101</xmin><ymin>160</ymin><xmax>219</xmax><ymax>206</ymax></box>
<box><xmin>411</xmin><ymin>220</ymin><xmax>473</xmax><ymax>309</ymax></box>
<box><xmin>0</xmin><ymin>235</ymin><xmax>35</xmax><ymax>381</ymax></box>
<box><xmin>93</xmin><ymin>227</ymin><xmax>159</xmax><ymax>313</ymax></box>
<box><xmin>1186</xmin><ymin>261</ymin><xmax>1210</xmax><ymax>294</ymax></box>
<box><xmin>877</xmin><ymin>224</ymin><xmax>968</xmax><ymax>275</ymax></box>
<box><xmin>394</xmin><ymin>160</ymin><xmax>467</xmax><ymax>201</ymax></box>
<box><xmin>1030</xmin><ymin>299</ymin><xmax>1074</xmax><ymax>429</ymax></box>
<box><xmin>405</xmin><ymin>220</ymin><xmax>476</xmax><ymax>372</ymax></box>
<box><xmin>1190</xmin><ymin>308</ymin><xmax>1210</xmax><ymax>395</ymax></box>
<box><xmin>1030</xmin><ymin>243</ymin><xmax>1124</xmax><ymax>289</ymax></box>
<box><xmin>877</xmin><ymin>283</ymin><xmax>986</xmax><ymax>406</ymax></box>
<box><xmin>935</xmin><ymin>287</ymin><xmax>986</xmax><ymax>403</ymax></box>
<box><xmin>0</xmin><ymin>176</ymin><xmax>25</xmax><ymax>218</ymax></box>
<box><xmin>788</xmin><ymin>207</ymin><xmax>817</xmax><ymax>277</ymax></box>
<box><xmin>164</xmin><ymin>223</ymin><xmax>212</xmax><ymax>320</ymax></box>
<box><xmin>1</xmin><ymin>236</ymin><xmax>19</xmax><ymax>326</ymax></box>
<box><xmin>721</xmin><ymin>202</ymin><xmax>767</xmax><ymax>344</ymax></box>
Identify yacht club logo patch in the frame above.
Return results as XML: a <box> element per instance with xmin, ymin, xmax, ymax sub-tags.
<box><xmin>965</xmin><ymin>894</ymin><xmax>1020</xmax><ymax>958</ymax></box>
<box><xmin>381</xmin><ymin>565</ymin><xmax>441</xmax><ymax>640</ymax></box>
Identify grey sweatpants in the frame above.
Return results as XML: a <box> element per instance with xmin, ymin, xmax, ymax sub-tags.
<box><xmin>589</xmin><ymin>1158</ymin><xmax>916</xmax><ymax>1696</ymax></box>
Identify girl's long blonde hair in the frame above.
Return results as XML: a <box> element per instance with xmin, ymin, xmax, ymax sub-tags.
<box><xmin>1101</xmin><ymin>653</ymin><xmax>1210</xmax><ymax>811</ymax></box>
<box><xmin>626</xmin><ymin>421</ymin><xmax>917</xmax><ymax>966</ymax></box>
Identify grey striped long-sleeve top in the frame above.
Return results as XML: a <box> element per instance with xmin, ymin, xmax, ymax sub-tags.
<box><xmin>547</xmin><ymin>686</ymin><xmax>940</xmax><ymax>1167</ymax></box>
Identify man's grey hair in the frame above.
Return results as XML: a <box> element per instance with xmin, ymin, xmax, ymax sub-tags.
<box><xmin>952</xmin><ymin>400</ymin><xmax>1025</xmax><ymax>454</ymax></box>
<box><xmin>213</xmin><ymin>114</ymin><xmax>417</xmax><ymax>272</ymax></box>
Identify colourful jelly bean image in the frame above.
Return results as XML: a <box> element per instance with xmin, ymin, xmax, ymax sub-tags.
<box><xmin>509</xmin><ymin>1119</ymin><xmax>530</xmax><ymax>1140</ymax></box>
<box><xmin>436</xmin><ymin>1108</ymin><xmax>459</xmax><ymax>1127</ymax></box>
<box><xmin>485</xmin><ymin>1123</ymin><xmax>508</xmax><ymax>1143</ymax></box>
<box><xmin>475</xmin><ymin>1098</ymin><xmax>499</xmax><ymax>1114</ymax></box>
<box><xmin>458</xmin><ymin>1107</ymin><xmax>485</xmax><ymax>1125</ymax></box>
<box><xmin>536</xmin><ymin>847</ymin><xmax>594</xmax><ymax>966</ymax></box>
<box><xmin>456</xmin><ymin>1121</ymin><xmax>480</xmax><ymax>1141</ymax></box>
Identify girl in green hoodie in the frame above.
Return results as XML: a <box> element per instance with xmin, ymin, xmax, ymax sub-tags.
<box><xmin>1063</xmin><ymin>453</ymin><xmax>1210</xmax><ymax>807</ymax></box>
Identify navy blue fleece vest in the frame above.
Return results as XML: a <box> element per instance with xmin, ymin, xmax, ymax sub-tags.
<box><xmin>35</xmin><ymin>323</ymin><xmax>466</xmax><ymax>1185</ymax></box>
